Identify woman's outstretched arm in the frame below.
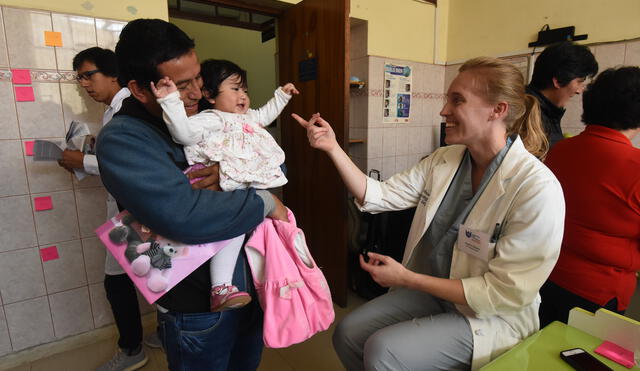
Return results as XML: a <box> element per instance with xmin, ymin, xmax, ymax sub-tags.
<box><xmin>292</xmin><ymin>113</ymin><xmax>367</xmax><ymax>205</ymax></box>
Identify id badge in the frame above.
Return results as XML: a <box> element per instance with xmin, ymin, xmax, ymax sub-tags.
<box><xmin>457</xmin><ymin>224</ymin><xmax>490</xmax><ymax>262</ymax></box>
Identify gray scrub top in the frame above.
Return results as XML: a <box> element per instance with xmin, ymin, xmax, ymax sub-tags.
<box><xmin>408</xmin><ymin>135</ymin><xmax>516</xmax><ymax>282</ymax></box>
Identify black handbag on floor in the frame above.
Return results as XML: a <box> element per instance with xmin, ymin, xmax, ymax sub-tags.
<box><xmin>348</xmin><ymin>169</ymin><xmax>416</xmax><ymax>300</ymax></box>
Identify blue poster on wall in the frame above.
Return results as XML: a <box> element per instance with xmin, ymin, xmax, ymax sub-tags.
<box><xmin>397</xmin><ymin>94</ymin><xmax>410</xmax><ymax>118</ymax></box>
<box><xmin>383</xmin><ymin>63</ymin><xmax>412</xmax><ymax>123</ymax></box>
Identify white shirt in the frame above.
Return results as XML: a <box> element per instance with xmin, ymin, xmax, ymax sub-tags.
<box><xmin>82</xmin><ymin>87</ymin><xmax>130</xmax><ymax>221</ymax></box>
<box><xmin>82</xmin><ymin>87</ymin><xmax>131</xmax><ymax>176</ymax></box>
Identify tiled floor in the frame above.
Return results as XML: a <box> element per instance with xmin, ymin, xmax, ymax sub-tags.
<box><xmin>2</xmin><ymin>292</ymin><xmax>366</xmax><ymax>371</ymax></box>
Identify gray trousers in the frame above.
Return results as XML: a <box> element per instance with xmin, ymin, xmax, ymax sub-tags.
<box><xmin>333</xmin><ymin>288</ymin><xmax>473</xmax><ymax>371</ymax></box>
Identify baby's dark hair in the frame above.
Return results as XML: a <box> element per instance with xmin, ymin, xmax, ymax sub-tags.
<box><xmin>201</xmin><ymin>59</ymin><xmax>248</xmax><ymax>99</ymax></box>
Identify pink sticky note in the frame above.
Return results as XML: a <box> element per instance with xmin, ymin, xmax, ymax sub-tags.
<box><xmin>34</xmin><ymin>196</ymin><xmax>53</xmax><ymax>211</ymax></box>
<box><xmin>24</xmin><ymin>141</ymin><xmax>34</xmax><ymax>156</ymax></box>
<box><xmin>595</xmin><ymin>341</ymin><xmax>635</xmax><ymax>368</ymax></box>
<box><xmin>15</xmin><ymin>86</ymin><xmax>35</xmax><ymax>102</ymax></box>
<box><xmin>11</xmin><ymin>69</ymin><xmax>31</xmax><ymax>84</ymax></box>
<box><xmin>40</xmin><ymin>246</ymin><xmax>59</xmax><ymax>262</ymax></box>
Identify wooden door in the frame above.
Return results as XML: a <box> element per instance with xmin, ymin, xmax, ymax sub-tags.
<box><xmin>278</xmin><ymin>0</ymin><xmax>350</xmax><ymax>306</ymax></box>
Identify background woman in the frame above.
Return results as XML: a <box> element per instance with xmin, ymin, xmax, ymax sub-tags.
<box><xmin>540</xmin><ymin>66</ymin><xmax>640</xmax><ymax>327</ymax></box>
<box><xmin>294</xmin><ymin>57</ymin><xmax>565</xmax><ymax>370</ymax></box>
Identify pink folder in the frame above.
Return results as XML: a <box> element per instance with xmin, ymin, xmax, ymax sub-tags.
<box><xmin>595</xmin><ymin>340</ymin><xmax>635</xmax><ymax>368</ymax></box>
<box><xmin>96</xmin><ymin>210</ymin><xmax>234</xmax><ymax>304</ymax></box>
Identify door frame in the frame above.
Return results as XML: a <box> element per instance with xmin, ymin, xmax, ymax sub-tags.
<box><xmin>276</xmin><ymin>0</ymin><xmax>350</xmax><ymax>306</ymax></box>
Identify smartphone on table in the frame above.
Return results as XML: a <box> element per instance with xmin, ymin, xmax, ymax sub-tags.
<box><xmin>560</xmin><ymin>348</ymin><xmax>613</xmax><ymax>371</ymax></box>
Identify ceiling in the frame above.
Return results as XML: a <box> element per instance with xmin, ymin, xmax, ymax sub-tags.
<box><xmin>168</xmin><ymin>0</ymin><xmax>293</xmax><ymax>31</ymax></box>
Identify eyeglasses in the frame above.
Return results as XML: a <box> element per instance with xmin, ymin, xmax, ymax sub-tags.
<box><xmin>75</xmin><ymin>69</ymin><xmax>100</xmax><ymax>82</ymax></box>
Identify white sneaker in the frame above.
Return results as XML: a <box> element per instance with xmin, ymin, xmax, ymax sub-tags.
<box><xmin>96</xmin><ymin>347</ymin><xmax>148</xmax><ymax>371</ymax></box>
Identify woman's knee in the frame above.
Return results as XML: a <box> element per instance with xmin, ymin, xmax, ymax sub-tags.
<box><xmin>362</xmin><ymin>331</ymin><xmax>397</xmax><ymax>370</ymax></box>
<box><xmin>332</xmin><ymin>316</ymin><xmax>355</xmax><ymax>351</ymax></box>
<box><xmin>333</xmin><ymin>311</ymin><xmax>376</xmax><ymax>361</ymax></box>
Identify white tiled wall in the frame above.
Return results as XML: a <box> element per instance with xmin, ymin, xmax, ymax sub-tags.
<box><xmin>0</xmin><ymin>247</ymin><xmax>47</xmax><ymax>304</ymax></box>
<box><xmin>32</xmin><ymin>191</ymin><xmax>80</xmax><ymax>245</ymax></box>
<box><xmin>82</xmin><ymin>237</ymin><xmax>107</xmax><ymax>284</ymax></box>
<box><xmin>0</xmin><ymin>82</ymin><xmax>19</xmax><ymax>139</ymax></box>
<box><xmin>4</xmin><ymin>7</ymin><xmax>57</xmax><ymax>70</ymax></box>
<box><xmin>5</xmin><ymin>296</ymin><xmax>55</xmax><ymax>351</ymax></box>
<box><xmin>0</xmin><ymin>196</ymin><xmax>38</xmax><ymax>252</ymax></box>
<box><xmin>49</xmin><ymin>287</ymin><xmax>94</xmax><ymax>339</ymax></box>
<box><xmin>349</xmin><ymin>19</ymin><xmax>445</xmax><ymax>180</ymax></box>
<box><xmin>88</xmin><ymin>283</ymin><xmax>114</xmax><ymax>328</ymax></box>
<box><xmin>42</xmin><ymin>240</ymin><xmax>87</xmax><ymax>294</ymax></box>
<box><xmin>0</xmin><ymin>8</ymin><xmax>8</xmax><ymax>68</ymax></box>
<box><xmin>348</xmin><ymin>38</ymin><xmax>640</xmax><ymax>181</ymax></box>
<box><xmin>443</xmin><ymin>40</ymin><xmax>640</xmax><ymax>148</ymax></box>
<box><xmin>95</xmin><ymin>19</ymin><xmax>126</xmax><ymax>51</ymax></box>
<box><xmin>16</xmin><ymin>82</ymin><xmax>66</xmax><ymax>138</ymax></box>
<box><xmin>51</xmin><ymin>13</ymin><xmax>98</xmax><ymax>72</ymax></box>
<box><xmin>0</xmin><ymin>6</ymin><xmax>155</xmax><ymax>356</ymax></box>
<box><xmin>0</xmin><ymin>141</ymin><xmax>28</xmax><ymax>197</ymax></box>
<box><xmin>0</xmin><ymin>307</ymin><xmax>11</xmax><ymax>356</ymax></box>
<box><xmin>349</xmin><ymin>54</ymin><xmax>444</xmax><ymax>180</ymax></box>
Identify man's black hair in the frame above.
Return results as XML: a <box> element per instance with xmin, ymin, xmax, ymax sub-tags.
<box><xmin>115</xmin><ymin>19</ymin><xmax>195</xmax><ymax>89</ymax></box>
<box><xmin>582</xmin><ymin>66</ymin><xmax>640</xmax><ymax>131</ymax></box>
<box><xmin>529</xmin><ymin>41</ymin><xmax>598</xmax><ymax>90</ymax></box>
<box><xmin>72</xmin><ymin>47</ymin><xmax>118</xmax><ymax>78</ymax></box>
<box><xmin>200</xmin><ymin>59</ymin><xmax>248</xmax><ymax>99</ymax></box>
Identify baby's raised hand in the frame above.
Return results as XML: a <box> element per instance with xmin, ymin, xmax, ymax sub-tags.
<box><xmin>150</xmin><ymin>76</ymin><xmax>177</xmax><ymax>99</ymax></box>
<box><xmin>282</xmin><ymin>83</ymin><xmax>300</xmax><ymax>96</ymax></box>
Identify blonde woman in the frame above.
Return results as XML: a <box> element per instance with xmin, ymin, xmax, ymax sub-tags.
<box><xmin>294</xmin><ymin>57</ymin><xmax>564</xmax><ymax>370</ymax></box>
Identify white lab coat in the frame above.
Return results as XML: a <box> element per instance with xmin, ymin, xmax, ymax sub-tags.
<box><xmin>359</xmin><ymin>136</ymin><xmax>565</xmax><ymax>370</ymax></box>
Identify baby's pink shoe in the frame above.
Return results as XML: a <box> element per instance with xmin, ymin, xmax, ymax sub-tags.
<box><xmin>210</xmin><ymin>284</ymin><xmax>251</xmax><ymax>312</ymax></box>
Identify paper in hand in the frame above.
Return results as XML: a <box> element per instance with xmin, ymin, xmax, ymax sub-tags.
<box><xmin>33</xmin><ymin>121</ymin><xmax>94</xmax><ymax>181</ymax></box>
<box><xmin>66</xmin><ymin>121</ymin><xmax>91</xmax><ymax>151</ymax></box>
<box><xmin>33</xmin><ymin>140</ymin><xmax>64</xmax><ymax>161</ymax></box>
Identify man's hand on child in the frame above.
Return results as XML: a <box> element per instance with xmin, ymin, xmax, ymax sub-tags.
<box><xmin>150</xmin><ymin>76</ymin><xmax>177</xmax><ymax>99</ymax></box>
<box><xmin>189</xmin><ymin>163</ymin><xmax>221</xmax><ymax>191</ymax></box>
<box><xmin>282</xmin><ymin>83</ymin><xmax>299</xmax><ymax>96</ymax></box>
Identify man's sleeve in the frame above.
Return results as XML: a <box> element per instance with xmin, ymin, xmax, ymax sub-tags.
<box><xmin>96</xmin><ymin>122</ymin><xmax>265</xmax><ymax>244</ymax></box>
<box><xmin>83</xmin><ymin>154</ymin><xmax>100</xmax><ymax>175</ymax></box>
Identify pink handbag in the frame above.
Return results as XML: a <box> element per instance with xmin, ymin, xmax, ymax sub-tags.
<box><xmin>245</xmin><ymin>209</ymin><xmax>335</xmax><ymax>348</ymax></box>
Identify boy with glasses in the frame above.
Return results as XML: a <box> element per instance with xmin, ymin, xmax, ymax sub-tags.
<box><xmin>58</xmin><ymin>47</ymin><xmax>156</xmax><ymax>371</ymax></box>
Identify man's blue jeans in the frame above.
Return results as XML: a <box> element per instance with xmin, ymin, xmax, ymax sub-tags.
<box><xmin>158</xmin><ymin>250</ymin><xmax>264</xmax><ymax>370</ymax></box>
